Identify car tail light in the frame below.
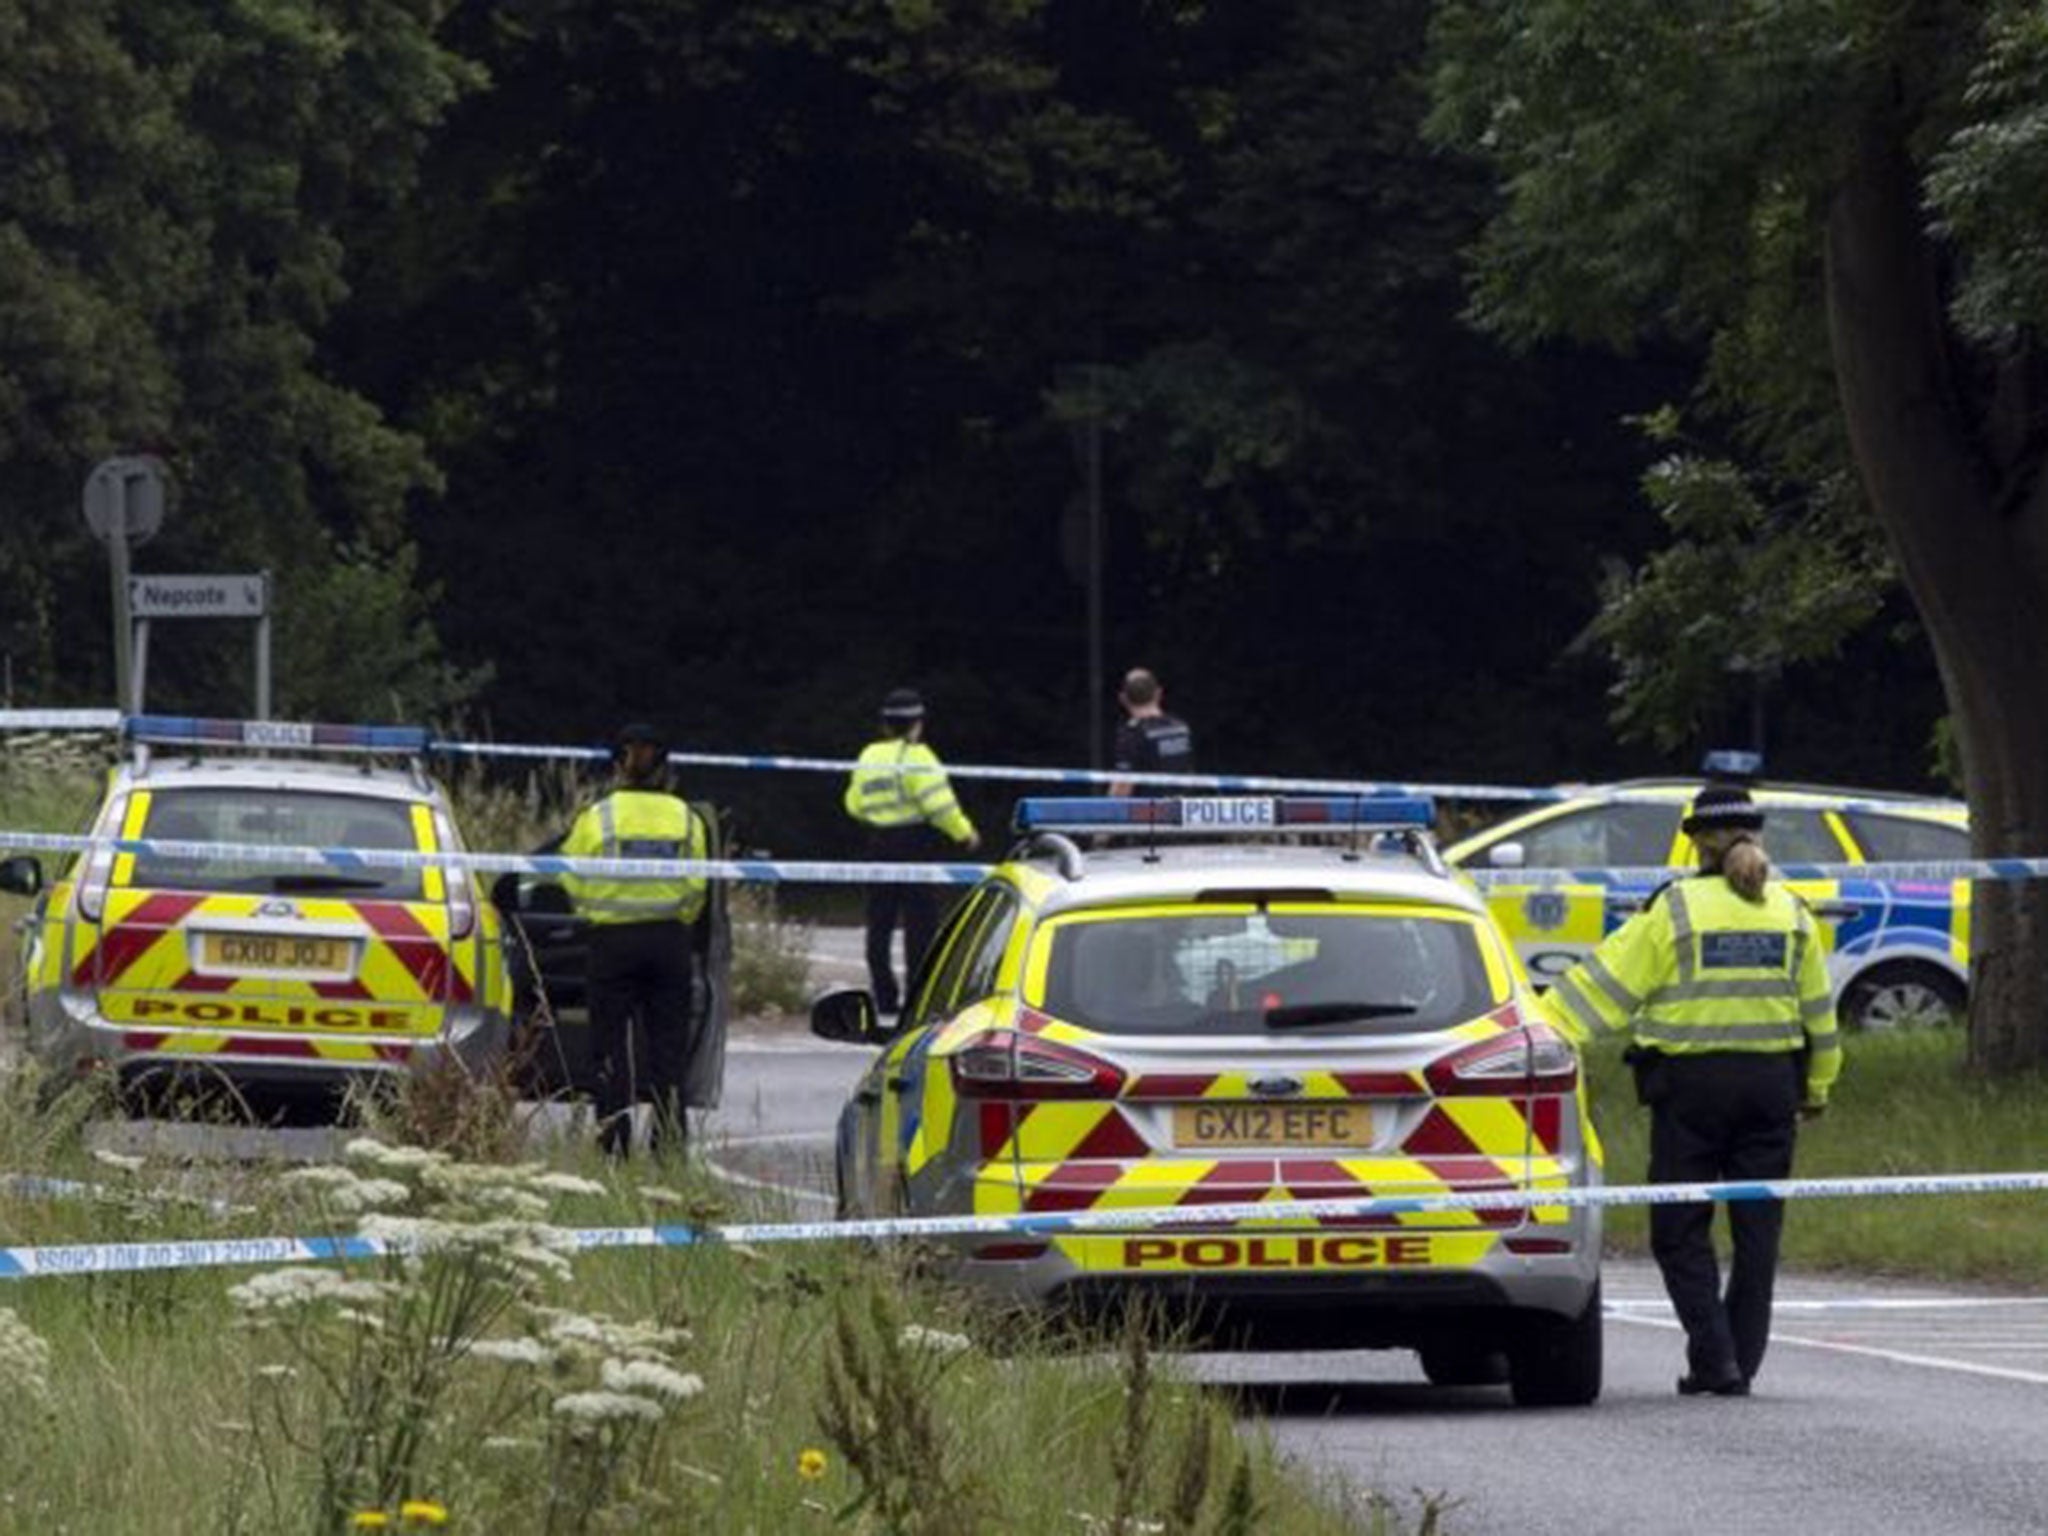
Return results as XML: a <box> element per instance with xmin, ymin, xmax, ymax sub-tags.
<box><xmin>1426</xmin><ymin>1008</ymin><xmax>1579</xmax><ymax>1096</ymax></box>
<box><xmin>950</xmin><ymin>1029</ymin><xmax>1127</xmax><ymax>1101</ymax></box>
<box><xmin>434</xmin><ymin>811</ymin><xmax>475</xmax><ymax>940</ymax></box>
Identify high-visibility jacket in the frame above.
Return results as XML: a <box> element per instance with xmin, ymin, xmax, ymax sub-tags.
<box><xmin>843</xmin><ymin>738</ymin><xmax>976</xmax><ymax>845</ymax></box>
<box><xmin>560</xmin><ymin>789</ymin><xmax>709</xmax><ymax>926</ymax></box>
<box><xmin>1538</xmin><ymin>874</ymin><xmax>1842</xmax><ymax>1106</ymax></box>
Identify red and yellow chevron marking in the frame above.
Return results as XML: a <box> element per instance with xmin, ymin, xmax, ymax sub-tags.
<box><xmin>119</xmin><ymin>1030</ymin><xmax>415</xmax><ymax>1065</ymax></box>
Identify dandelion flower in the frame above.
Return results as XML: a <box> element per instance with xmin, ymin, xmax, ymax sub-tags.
<box><xmin>797</xmin><ymin>1448</ymin><xmax>828</xmax><ymax>1481</ymax></box>
<box><xmin>399</xmin><ymin>1499</ymin><xmax>449</xmax><ymax>1526</ymax></box>
<box><xmin>349</xmin><ymin>1514</ymin><xmax>390</xmax><ymax>1530</ymax></box>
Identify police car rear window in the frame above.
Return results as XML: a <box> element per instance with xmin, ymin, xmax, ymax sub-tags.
<box><xmin>1844</xmin><ymin>812</ymin><xmax>1969</xmax><ymax>863</ymax></box>
<box><xmin>1039</xmin><ymin>909</ymin><xmax>1492</xmax><ymax>1037</ymax></box>
<box><xmin>132</xmin><ymin>790</ymin><xmax>425</xmax><ymax>900</ymax></box>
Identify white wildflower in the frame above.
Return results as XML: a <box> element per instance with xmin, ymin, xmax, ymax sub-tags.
<box><xmin>899</xmin><ymin>1324</ymin><xmax>972</xmax><ymax>1357</ymax></box>
<box><xmin>483</xmin><ymin>1436</ymin><xmax>535</xmax><ymax>1453</ymax></box>
<box><xmin>228</xmin><ymin>1268</ymin><xmax>394</xmax><ymax>1315</ymax></box>
<box><xmin>342</xmin><ymin>1138</ymin><xmax>444</xmax><ymax>1173</ymax></box>
<box><xmin>0</xmin><ymin>1308</ymin><xmax>52</xmax><ymax>1398</ymax></box>
<box><xmin>551</xmin><ymin>1390</ymin><xmax>664</xmax><ymax>1425</ymax></box>
<box><xmin>470</xmin><ymin>1337</ymin><xmax>553</xmax><ymax>1368</ymax></box>
<box><xmin>282</xmin><ymin>1166</ymin><xmax>411</xmax><ymax>1213</ymax></box>
<box><xmin>637</xmin><ymin>1184</ymin><xmax>686</xmax><ymax>1207</ymax></box>
<box><xmin>599</xmin><ymin>1358</ymin><xmax>704</xmax><ymax>1401</ymax></box>
<box><xmin>527</xmin><ymin>1171</ymin><xmax>605</xmax><ymax>1198</ymax></box>
<box><xmin>90</xmin><ymin>1149</ymin><xmax>145</xmax><ymax>1174</ymax></box>
<box><xmin>537</xmin><ymin>1307</ymin><xmax>689</xmax><ymax>1362</ymax></box>
<box><xmin>254</xmin><ymin>1364</ymin><xmax>297</xmax><ymax>1381</ymax></box>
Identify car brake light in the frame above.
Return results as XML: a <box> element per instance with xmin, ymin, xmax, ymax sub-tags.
<box><xmin>950</xmin><ymin>1029</ymin><xmax>1126</xmax><ymax>1100</ymax></box>
<box><xmin>1426</xmin><ymin>1010</ymin><xmax>1579</xmax><ymax>1095</ymax></box>
<box><xmin>434</xmin><ymin>810</ymin><xmax>475</xmax><ymax>940</ymax></box>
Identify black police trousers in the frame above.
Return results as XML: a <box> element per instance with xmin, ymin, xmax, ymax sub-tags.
<box><xmin>861</xmin><ymin>825</ymin><xmax>946</xmax><ymax>1014</ymax></box>
<box><xmin>1644</xmin><ymin>1050</ymin><xmax>1803</xmax><ymax>1383</ymax></box>
<box><xmin>586</xmin><ymin>919</ymin><xmax>696</xmax><ymax>1156</ymax></box>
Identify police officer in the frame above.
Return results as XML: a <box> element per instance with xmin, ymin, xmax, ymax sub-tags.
<box><xmin>1538</xmin><ymin>784</ymin><xmax>1841</xmax><ymax>1396</ymax></box>
<box><xmin>561</xmin><ymin>722</ymin><xmax>709</xmax><ymax>1158</ymax></box>
<box><xmin>1108</xmin><ymin>667</ymin><xmax>1194</xmax><ymax>796</ymax></box>
<box><xmin>843</xmin><ymin>689</ymin><xmax>980</xmax><ymax>1014</ymax></box>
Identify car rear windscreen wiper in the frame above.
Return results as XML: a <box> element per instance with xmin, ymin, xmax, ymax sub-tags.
<box><xmin>1262</xmin><ymin>1001</ymin><xmax>1418</xmax><ymax>1030</ymax></box>
<box><xmin>267</xmin><ymin>873</ymin><xmax>393</xmax><ymax>892</ymax></box>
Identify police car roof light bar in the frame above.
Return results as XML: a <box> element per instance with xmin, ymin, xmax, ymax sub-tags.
<box><xmin>1011</xmin><ymin>794</ymin><xmax>1436</xmax><ymax>835</ymax></box>
<box><xmin>1701</xmin><ymin>749</ymin><xmax>1764</xmax><ymax>782</ymax></box>
<box><xmin>124</xmin><ymin>715</ymin><xmax>432</xmax><ymax>755</ymax></box>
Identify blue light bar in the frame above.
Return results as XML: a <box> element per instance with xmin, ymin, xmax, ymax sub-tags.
<box><xmin>1701</xmin><ymin>749</ymin><xmax>1764</xmax><ymax>781</ymax></box>
<box><xmin>125</xmin><ymin>715</ymin><xmax>431</xmax><ymax>754</ymax></box>
<box><xmin>1013</xmin><ymin>794</ymin><xmax>1436</xmax><ymax>834</ymax></box>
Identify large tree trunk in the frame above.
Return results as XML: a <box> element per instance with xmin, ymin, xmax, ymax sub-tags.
<box><xmin>1824</xmin><ymin>115</ymin><xmax>2048</xmax><ymax>1074</ymax></box>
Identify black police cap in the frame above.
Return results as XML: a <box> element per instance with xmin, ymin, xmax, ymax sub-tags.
<box><xmin>1682</xmin><ymin>783</ymin><xmax>1766</xmax><ymax>835</ymax></box>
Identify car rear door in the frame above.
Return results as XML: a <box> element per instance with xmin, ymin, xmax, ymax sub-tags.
<box><xmin>982</xmin><ymin>902</ymin><xmax>1586</xmax><ymax>1275</ymax></box>
<box><xmin>89</xmin><ymin>787</ymin><xmax>459</xmax><ymax>1065</ymax></box>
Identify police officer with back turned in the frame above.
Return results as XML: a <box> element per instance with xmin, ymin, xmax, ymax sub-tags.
<box><xmin>1108</xmin><ymin>667</ymin><xmax>1194</xmax><ymax>796</ymax></box>
<box><xmin>561</xmin><ymin>722</ymin><xmax>709</xmax><ymax>1158</ymax></box>
<box><xmin>1537</xmin><ymin>784</ymin><xmax>1841</xmax><ymax>1396</ymax></box>
<box><xmin>844</xmin><ymin>689</ymin><xmax>980</xmax><ymax>1015</ymax></box>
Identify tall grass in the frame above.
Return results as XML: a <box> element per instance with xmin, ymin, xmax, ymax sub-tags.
<box><xmin>0</xmin><ymin>1121</ymin><xmax>1379</xmax><ymax>1533</ymax></box>
<box><xmin>1583</xmin><ymin>1031</ymin><xmax>2048</xmax><ymax>1284</ymax></box>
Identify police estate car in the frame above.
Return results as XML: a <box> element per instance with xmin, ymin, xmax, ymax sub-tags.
<box><xmin>1444</xmin><ymin>767</ymin><xmax>1970</xmax><ymax>1033</ymax></box>
<box><xmin>812</xmin><ymin>795</ymin><xmax>1605</xmax><ymax>1406</ymax></box>
<box><xmin>0</xmin><ymin>716</ymin><xmax>512</xmax><ymax>1102</ymax></box>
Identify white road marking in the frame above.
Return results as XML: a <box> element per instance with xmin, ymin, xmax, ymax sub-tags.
<box><xmin>1609</xmin><ymin>1309</ymin><xmax>2048</xmax><ymax>1386</ymax></box>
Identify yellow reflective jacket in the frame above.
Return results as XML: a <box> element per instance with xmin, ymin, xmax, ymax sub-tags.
<box><xmin>560</xmin><ymin>789</ymin><xmax>709</xmax><ymax>926</ymax></box>
<box><xmin>842</xmin><ymin>738</ymin><xmax>976</xmax><ymax>845</ymax></box>
<box><xmin>1537</xmin><ymin>874</ymin><xmax>1841</xmax><ymax>1105</ymax></box>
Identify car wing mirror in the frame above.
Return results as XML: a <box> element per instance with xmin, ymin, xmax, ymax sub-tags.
<box><xmin>811</xmin><ymin>988</ymin><xmax>886</xmax><ymax>1046</ymax></box>
<box><xmin>1487</xmin><ymin>841</ymin><xmax>1527</xmax><ymax>870</ymax></box>
<box><xmin>0</xmin><ymin>855</ymin><xmax>44</xmax><ymax>897</ymax></box>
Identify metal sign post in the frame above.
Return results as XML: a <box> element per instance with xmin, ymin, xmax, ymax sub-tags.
<box><xmin>126</xmin><ymin>572</ymin><xmax>272</xmax><ymax>718</ymax></box>
<box><xmin>82</xmin><ymin>456</ymin><xmax>168</xmax><ymax>710</ymax></box>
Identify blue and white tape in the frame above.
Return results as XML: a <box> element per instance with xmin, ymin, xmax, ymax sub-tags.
<box><xmin>3</xmin><ymin>828</ymin><xmax>2042</xmax><ymax>888</ymax></box>
<box><xmin>4</xmin><ymin>1169</ymin><xmax>2045</xmax><ymax>1281</ymax></box>
<box><xmin>1</xmin><ymin>707</ymin><xmax>1965</xmax><ymax>811</ymax></box>
<box><xmin>0</xmin><ymin>830</ymin><xmax>989</xmax><ymax>887</ymax></box>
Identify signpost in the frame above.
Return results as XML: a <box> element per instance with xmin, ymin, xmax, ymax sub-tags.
<box><xmin>82</xmin><ymin>456</ymin><xmax>168</xmax><ymax>712</ymax></box>
<box><xmin>127</xmin><ymin>573</ymin><xmax>273</xmax><ymax>720</ymax></box>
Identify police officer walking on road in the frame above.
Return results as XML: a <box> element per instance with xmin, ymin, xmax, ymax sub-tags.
<box><xmin>561</xmin><ymin>722</ymin><xmax>709</xmax><ymax>1158</ymax></box>
<box><xmin>844</xmin><ymin>689</ymin><xmax>980</xmax><ymax>1015</ymax></box>
<box><xmin>1108</xmin><ymin>667</ymin><xmax>1194</xmax><ymax>796</ymax></box>
<box><xmin>1538</xmin><ymin>785</ymin><xmax>1841</xmax><ymax>1396</ymax></box>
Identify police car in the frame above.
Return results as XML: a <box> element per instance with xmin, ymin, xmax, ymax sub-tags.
<box><xmin>0</xmin><ymin>716</ymin><xmax>512</xmax><ymax>1103</ymax></box>
<box><xmin>1443</xmin><ymin>759</ymin><xmax>1970</xmax><ymax>1033</ymax></box>
<box><xmin>812</xmin><ymin>795</ymin><xmax>1605</xmax><ymax>1406</ymax></box>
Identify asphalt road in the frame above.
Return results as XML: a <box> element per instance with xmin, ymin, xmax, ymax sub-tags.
<box><xmin>705</xmin><ymin>1021</ymin><xmax>2048</xmax><ymax>1536</ymax></box>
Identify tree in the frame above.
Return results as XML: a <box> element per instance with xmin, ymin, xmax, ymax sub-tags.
<box><xmin>1429</xmin><ymin>1</ymin><xmax>2048</xmax><ymax>1072</ymax></box>
<box><xmin>0</xmin><ymin>0</ymin><xmax>481</xmax><ymax>717</ymax></box>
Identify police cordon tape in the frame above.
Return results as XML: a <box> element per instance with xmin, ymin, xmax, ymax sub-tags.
<box><xmin>0</xmin><ymin>827</ymin><xmax>2041</xmax><ymax>889</ymax></box>
<box><xmin>5</xmin><ymin>1169</ymin><xmax>2048</xmax><ymax>1281</ymax></box>
<box><xmin>3</xmin><ymin>708</ymin><xmax>1963</xmax><ymax>813</ymax></box>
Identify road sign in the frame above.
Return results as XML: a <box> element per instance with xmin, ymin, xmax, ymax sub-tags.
<box><xmin>83</xmin><ymin>456</ymin><xmax>168</xmax><ymax>546</ymax></box>
<box><xmin>127</xmin><ymin>573</ymin><xmax>269</xmax><ymax>619</ymax></box>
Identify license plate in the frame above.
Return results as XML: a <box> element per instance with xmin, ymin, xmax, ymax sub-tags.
<box><xmin>199</xmin><ymin>932</ymin><xmax>351</xmax><ymax>973</ymax></box>
<box><xmin>1172</xmin><ymin>1102</ymin><xmax>1375</xmax><ymax>1149</ymax></box>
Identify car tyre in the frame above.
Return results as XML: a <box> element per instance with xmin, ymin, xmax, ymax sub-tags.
<box><xmin>1419</xmin><ymin>1344</ymin><xmax>1509</xmax><ymax>1388</ymax></box>
<box><xmin>1841</xmin><ymin>964</ymin><xmax>1965</xmax><ymax>1032</ymax></box>
<box><xmin>1507</xmin><ymin>1283</ymin><xmax>1602</xmax><ymax>1408</ymax></box>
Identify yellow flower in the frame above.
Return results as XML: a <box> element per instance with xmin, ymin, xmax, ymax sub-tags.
<box><xmin>350</xmin><ymin>1516</ymin><xmax>391</xmax><ymax>1531</ymax></box>
<box><xmin>797</xmin><ymin>1448</ymin><xmax>828</xmax><ymax>1481</ymax></box>
<box><xmin>400</xmin><ymin>1500</ymin><xmax>450</xmax><ymax>1526</ymax></box>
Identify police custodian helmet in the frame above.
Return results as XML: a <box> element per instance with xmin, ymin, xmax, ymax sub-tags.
<box><xmin>1682</xmin><ymin>783</ymin><xmax>1766</xmax><ymax>836</ymax></box>
<box><xmin>879</xmin><ymin>688</ymin><xmax>926</xmax><ymax>723</ymax></box>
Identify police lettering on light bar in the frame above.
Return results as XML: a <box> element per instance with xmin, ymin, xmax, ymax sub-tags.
<box><xmin>1700</xmin><ymin>749</ymin><xmax>1764</xmax><ymax>781</ymax></box>
<box><xmin>124</xmin><ymin>715</ymin><xmax>430</xmax><ymax>754</ymax></box>
<box><xmin>1011</xmin><ymin>794</ymin><xmax>1436</xmax><ymax>834</ymax></box>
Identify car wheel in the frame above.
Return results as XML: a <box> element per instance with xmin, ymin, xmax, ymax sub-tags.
<box><xmin>1507</xmin><ymin>1283</ymin><xmax>1602</xmax><ymax>1408</ymax></box>
<box><xmin>1419</xmin><ymin>1343</ymin><xmax>1508</xmax><ymax>1388</ymax></box>
<box><xmin>1841</xmin><ymin>965</ymin><xmax>1965</xmax><ymax>1032</ymax></box>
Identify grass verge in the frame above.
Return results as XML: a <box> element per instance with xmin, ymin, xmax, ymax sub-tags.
<box><xmin>1583</xmin><ymin>1030</ymin><xmax>2048</xmax><ymax>1285</ymax></box>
